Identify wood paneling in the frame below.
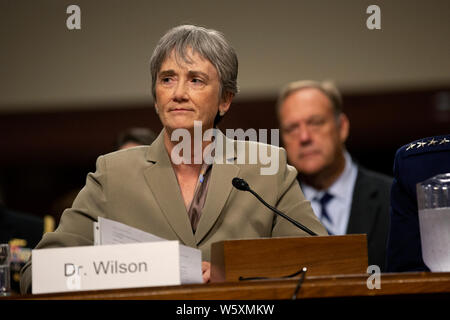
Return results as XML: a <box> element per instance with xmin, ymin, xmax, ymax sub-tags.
<box><xmin>0</xmin><ymin>87</ymin><xmax>449</xmax><ymax>219</ymax></box>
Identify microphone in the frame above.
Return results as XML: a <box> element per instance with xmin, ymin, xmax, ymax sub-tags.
<box><xmin>232</xmin><ymin>177</ymin><xmax>318</xmax><ymax>236</ymax></box>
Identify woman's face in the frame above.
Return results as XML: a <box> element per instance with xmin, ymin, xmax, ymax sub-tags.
<box><xmin>155</xmin><ymin>49</ymin><xmax>231</xmax><ymax>133</ymax></box>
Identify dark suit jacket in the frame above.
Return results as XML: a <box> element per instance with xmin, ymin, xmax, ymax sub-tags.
<box><xmin>0</xmin><ymin>206</ymin><xmax>43</xmax><ymax>248</ymax></box>
<box><xmin>347</xmin><ymin>166</ymin><xmax>392</xmax><ymax>272</ymax></box>
<box><xmin>386</xmin><ymin>134</ymin><xmax>450</xmax><ymax>272</ymax></box>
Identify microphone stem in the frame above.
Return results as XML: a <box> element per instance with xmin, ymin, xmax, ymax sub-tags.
<box><xmin>248</xmin><ymin>189</ymin><xmax>318</xmax><ymax>236</ymax></box>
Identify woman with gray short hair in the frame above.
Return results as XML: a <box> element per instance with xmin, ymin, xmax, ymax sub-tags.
<box><xmin>20</xmin><ymin>25</ymin><xmax>326</xmax><ymax>294</ymax></box>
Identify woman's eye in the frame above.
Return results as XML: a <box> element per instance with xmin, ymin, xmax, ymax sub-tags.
<box><xmin>191</xmin><ymin>78</ymin><xmax>204</xmax><ymax>84</ymax></box>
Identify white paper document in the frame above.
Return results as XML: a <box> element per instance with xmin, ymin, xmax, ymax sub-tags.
<box><xmin>94</xmin><ymin>217</ymin><xmax>202</xmax><ymax>284</ymax></box>
<box><xmin>96</xmin><ymin>217</ymin><xmax>166</xmax><ymax>245</ymax></box>
<box><xmin>31</xmin><ymin>217</ymin><xmax>202</xmax><ymax>294</ymax></box>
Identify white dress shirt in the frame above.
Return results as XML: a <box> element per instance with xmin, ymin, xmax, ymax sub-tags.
<box><xmin>300</xmin><ymin>152</ymin><xmax>358</xmax><ymax>235</ymax></box>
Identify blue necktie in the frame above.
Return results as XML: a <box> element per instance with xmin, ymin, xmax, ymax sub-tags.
<box><xmin>318</xmin><ymin>192</ymin><xmax>334</xmax><ymax>234</ymax></box>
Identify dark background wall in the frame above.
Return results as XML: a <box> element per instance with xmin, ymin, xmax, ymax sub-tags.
<box><xmin>1</xmin><ymin>86</ymin><xmax>449</xmax><ymax>223</ymax></box>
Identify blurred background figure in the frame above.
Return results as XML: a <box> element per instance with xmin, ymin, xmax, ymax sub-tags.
<box><xmin>277</xmin><ymin>80</ymin><xmax>392</xmax><ymax>271</ymax></box>
<box><xmin>386</xmin><ymin>134</ymin><xmax>450</xmax><ymax>272</ymax></box>
<box><xmin>116</xmin><ymin>127</ymin><xmax>157</xmax><ymax>150</ymax></box>
<box><xmin>0</xmin><ymin>190</ymin><xmax>54</xmax><ymax>294</ymax></box>
<box><xmin>50</xmin><ymin>127</ymin><xmax>157</xmax><ymax>220</ymax></box>
<box><xmin>0</xmin><ymin>205</ymin><xmax>44</xmax><ymax>249</ymax></box>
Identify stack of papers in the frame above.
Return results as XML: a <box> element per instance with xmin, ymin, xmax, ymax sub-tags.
<box><xmin>93</xmin><ymin>217</ymin><xmax>202</xmax><ymax>284</ymax></box>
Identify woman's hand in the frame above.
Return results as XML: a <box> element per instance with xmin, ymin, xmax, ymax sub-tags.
<box><xmin>202</xmin><ymin>261</ymin><xmax>211</xmax><ymax>283</ymax></box>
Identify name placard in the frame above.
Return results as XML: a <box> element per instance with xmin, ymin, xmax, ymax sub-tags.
<box><xmin>32</xmin><ymin>241</ymin><xmax>202</xmax><ymax>294</ymax></box>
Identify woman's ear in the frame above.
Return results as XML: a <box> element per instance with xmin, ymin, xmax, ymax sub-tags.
<box><xmin>218</xmin><ymin>92</ymin><xmax>233</xmax><ymax>116</ymax></box>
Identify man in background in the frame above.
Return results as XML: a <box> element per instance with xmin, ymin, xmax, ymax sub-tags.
<box><xmin>116</xmin><ymin>127</ymin><xmax>157</xmax><ymax>150</ymax></box>
<box><xmin>50</xmin><ymin>127</ymin><xmax>157</xmax><ymax>220</ymax></box>
<box><xmin>277</xmin><ymin>80</ymin><xmax>392</xmax><ymax>270</ymax></box>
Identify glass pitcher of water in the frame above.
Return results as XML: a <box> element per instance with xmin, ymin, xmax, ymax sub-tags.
<box><xmin>417</xmin><ymin>173</ymin><xmax>450</xmax><ymax>271</ymax></box>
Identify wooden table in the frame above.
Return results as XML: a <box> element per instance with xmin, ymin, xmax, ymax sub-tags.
<box><xmin>7</xmin><ymin>272</ymin><xmax>450</xmax><ymax>300</ymax></box>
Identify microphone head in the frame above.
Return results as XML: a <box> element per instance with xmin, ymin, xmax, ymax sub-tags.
<box><xmin>232</xmin><ymin>177</ymin><xmax>250</xmax><ymax>191</ymax></box>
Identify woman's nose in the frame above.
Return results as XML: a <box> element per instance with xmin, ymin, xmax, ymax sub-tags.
<box><xmin>173</xmin><ymin>82</ymin><xmax>188</xmax><ymax>102</ymax></box>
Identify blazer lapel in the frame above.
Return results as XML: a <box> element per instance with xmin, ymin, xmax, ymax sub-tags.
<box><xmin>347</xmin><ymin>168</ymin><xmax>379</xmax><ymax>236</ymax></box>
<box><xmin>143</xmin><ymin>130</ymin><xmax>196</xmax><ymax>247</ymax></box>
<box><xmin>194</xmin><ymin>132</ymin><xmax>240</xmax><ymax>245</ymax></box>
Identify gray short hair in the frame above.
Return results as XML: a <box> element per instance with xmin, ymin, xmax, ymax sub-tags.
<box><xmin>150</xmin><ymin>25</ymin><xmax>239</xmax><ymax>102</ymax></box>
<box><xmin>276</xmin><ymin>80</ymin><xmax>343</xmax><ymax>118</ymax></box>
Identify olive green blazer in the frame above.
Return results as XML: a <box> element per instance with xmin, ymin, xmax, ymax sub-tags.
<box><xmin>20</xmin><ymin>130</ymin><xmax>326</xmax><ymax>293</ymax></box>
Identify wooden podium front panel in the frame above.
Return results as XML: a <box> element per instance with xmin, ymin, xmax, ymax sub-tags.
<box><xmin>210</xmin><ymin>235</ymin><xmax>368</xmax><ymax>282</ymax></box>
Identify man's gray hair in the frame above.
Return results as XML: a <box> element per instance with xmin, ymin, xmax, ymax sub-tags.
<box><xmin>150</xmin><ymin>25</ymin><xmax>239</xmax><ymax>102</ymax></box>
<box><xmin>276</xmin><ymin>80</ymin><xmax>343</xmax><ymax>117</ymax></box>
